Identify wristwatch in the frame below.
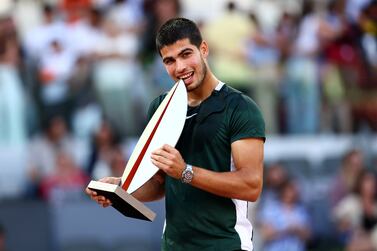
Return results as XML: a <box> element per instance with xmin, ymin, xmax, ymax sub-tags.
<box><xmin>181</xmin><ymin>164</ymin><xmax>194</xmax><ymax>184</ymax></box>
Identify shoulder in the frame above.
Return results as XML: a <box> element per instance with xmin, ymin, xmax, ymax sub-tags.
<box><xmin>222</xmin><ymin>85</ymin><xmax>264</xmax><ymax>121</ymax></box>
<box><xmin>150</xmin><ymin>92</ymin><xmax>168</xmax><ymax>108</ymax></box>
<box><xmin>222</xmin><ymin>85</ymin><xmax>260</xmax><ymax>111</ymax></box>
<box><xmin>147</xmin><ymin>92</ymin><xmax>168</xmax><ymax>118</ymax></box>
<box><xmin>220</xmin><ymin>84</ymin><xmax>266</xmax><ymax>140</ymax></box>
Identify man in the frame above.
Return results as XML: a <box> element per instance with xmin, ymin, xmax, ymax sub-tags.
<box><xmin>86</xmin><ymin>17</ymin><xmax>265</xmax><ymax>251</ymax></box>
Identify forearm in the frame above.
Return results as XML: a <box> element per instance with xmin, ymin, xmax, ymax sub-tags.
<box><xmin>190</xmin><ymin>166</ymin><xmax>263</xmax><ymax>201</ymax></box>
<box><xmin>131</xmin><ymin>175</ymin><xmax>165</xmax><ymax>202</ymax></box>
<box><xmin>150</xmin><ymin>139</ymin><xmax>264</xmax><ymax>202</ymax></box>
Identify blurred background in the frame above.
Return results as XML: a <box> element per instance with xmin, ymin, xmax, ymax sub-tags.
<box><xmin>0</xmin><ymin>0</ymin><xmax>376</xmax><ymax>250</ymax></box>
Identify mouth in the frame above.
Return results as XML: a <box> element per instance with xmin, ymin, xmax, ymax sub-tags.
<box><xmin>179</xmin><ymin>72</ymin><xmax>194</xmax><ymax>85</ymax></box>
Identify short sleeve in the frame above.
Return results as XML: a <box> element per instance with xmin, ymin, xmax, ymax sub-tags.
<box><xmin>229</xmin><ymin>94</ymin><xmax>265</xmax><ymax>143</ymax></box>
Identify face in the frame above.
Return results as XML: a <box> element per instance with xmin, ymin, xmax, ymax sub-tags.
<box><xmin>48</xmin><ymin>117</ymin><xmax>67</xmax><ymax>140</ymax></box>
<box><xmin>281</xmin><ymin>183</ymin><xmax>298</xmax><ymax>204</ymax></box>
<box><xmin>267</xmin><ymin>164</ymin><xmax>287</xmax><ymax>188</ymax></box>
<box><xmin>360</xmin><ymin>173</ymin><xmax>376</xmax><ymax>197</ymax></box>
<box><xmin>160</xmin><ymin>38</ymin><xmax>208</xmax><ymax>92</ymax></box>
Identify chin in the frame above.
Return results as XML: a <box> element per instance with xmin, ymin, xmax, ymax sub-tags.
<box><xmin>185</xmin><ymin>81</ymin><xmax>196</xmax><ymax>90</ymax></box>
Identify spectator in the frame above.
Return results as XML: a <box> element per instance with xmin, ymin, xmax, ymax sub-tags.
<box><xmin>320</xmin><ymin>0</ymin><xmax>353</xmax><ymax>133</ymax></box>
<box><xmin>92</xmin><ymin>15</ymin><xmax>148</xmax><ymax>136</ymax></box>
<box><xmin>27</xmin><ymin>115</ymin><xmax>77</xmax><ymax>197</ymax></box>
<box><xmin>67</xmin><ymin>7</ymin><xmax>104</xmax><ymax>141</ymax></box>
<box><xmin>203</xmin><ymin>1</ymin><xmax>256</xmax><ymax>95</ymax></box>
<box><xmin>275</xmin><ymin>12</ymin><xmax>298</xmax><ymax>64</ymax></box>
<box><xmin>281</xmin><ymin>1</ymin><xmax>323</xmax><ymax>134</ymax></box>
<box><xmin>251</xmin><ymin>163</ymin><xmax>289</xmax><ymax>250</ymax></box>
<box><xmin>140</xmin><ymin>0</ymin><xmax>181</xmax><ymax>64</ymax></box>
<box><xmin>109</xmin><ymin>146</ymin><xmax>128</xmax><ymax>177</ymax></box>
<box><xmin>87</xmin><ymin>120</ymin><xmax>119</xmax><ymax>179</ymax></box>
<box><xmin>58</xmin><ymin>0</ymin><xmax>95</xmax><ymax>63</ymax></box>
<box><xmin>259</xmin><ymin>163</ymin><xmax>289</xmax><ymax>208</ymax></box>
<box><xmin>0</xmin><ymin>16</ymin><xmax>27</xmax><ymax>146</ymax></box>
<box><xmin>346</xmin><ymin>0</ymin><xmax>372</xmax><ymax>23</ymax></box>
<box><xmin>246</xmin><ymin>13</ymin><xmax>281</xmax><ymax>134</ymax></box>
<box><xmin>62</xmin><ymin>6</ymin><xmax>103</xmax><ymax>59</ymax></box>
<box><xmin>258</xmin><ymin>179</ymin><xmax>312</xmax><ymax>251</ymax></box>
<box><xmin>333</xmin><ymin>170</ymin><xmax>377</xmax><ymax>250</ymax></box>
<box><xmin>351</xmin><ymin>0</ymin><xmax>377</xmax><ymax>131</ymax></box>
<box><xmin>107</xmin><ymin>0</ymin><xmax>144</xmax><ymax>35</ymax></box>
<box><xmin>37</xmin><ymin>39</ymin><xmax>76</xmax><ymax>123</ymax></box>
<box><xmin>330</xmin><ymin>149</ymin><xmax>365</xmax><ymax>208</ymax></box>
<box><xmin>141</xmin><ymin>0</ymin><xmax>181</xmax><ymax>95</ymax></box>
<box><xmin>40</xmin><ymin>151</ymin><xmax>89</xmax><ymax>205</ymax></box>
<box><xmin>23</xmin><ymin>4</ymin><xmax>66</xmax><ymax>60</ymax></box>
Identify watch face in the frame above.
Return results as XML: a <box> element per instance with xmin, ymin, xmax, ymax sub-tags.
<box><xmin>182</xmin><ymin>169</ymin><xmax>193</xmax><ymax>183</ymax></box>
<box><xmin>183</xmin><ymin>171</ymin><xmax>192</xmax><ymax>179</ymax></box>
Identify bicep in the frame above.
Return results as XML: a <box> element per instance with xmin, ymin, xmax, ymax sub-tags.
<box><xmin>231</xmin><ymin>138</ymin><xmax>264</xmax><ymax>196</ymax></box>
<box><xmin>231</xmin><ymin>137</ymin><xmax>264</xmax><ymax>171</ymax></box>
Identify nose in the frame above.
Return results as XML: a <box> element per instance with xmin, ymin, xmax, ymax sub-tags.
<box><xmin>175</xmin><ymin>59</ymin><xmax>186</xmax><ymax>74</ymax></box>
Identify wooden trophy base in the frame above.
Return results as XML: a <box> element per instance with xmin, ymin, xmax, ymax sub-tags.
<box><xmin>87</xmin><ymin>181</ymin><xmax>156</xmax><ymax>221</ymax></box>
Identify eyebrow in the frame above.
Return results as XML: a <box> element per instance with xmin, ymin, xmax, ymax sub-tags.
<box><xmin>162</xmin><ymin>48</ymin><xmax>194</xmax><ymax>64</ymax></box>
<box><xmin>177</xmin><ymin>48</ymin><xmax>193</xmax><ymax>57</ymax></box>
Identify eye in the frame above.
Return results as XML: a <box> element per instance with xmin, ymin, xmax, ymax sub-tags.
<box><xmin>164</xmin><ymin>59</ymin><xmax>174</xmax><ymax>65</ymax></box>
<box><xmin>182</xmin><ymin>52</ymin><xmax>191</xmax><ymax>58</ymax></box>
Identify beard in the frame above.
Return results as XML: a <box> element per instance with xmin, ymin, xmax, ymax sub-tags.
<box><xmin>187</xmin><ymin>57</ymin><xmax>207</xmax><ymax>92</ymax></box>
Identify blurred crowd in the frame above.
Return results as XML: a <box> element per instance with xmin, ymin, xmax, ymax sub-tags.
<box><xmin>0</xmin><ymin>0</ymin><xmax>376</xmax><ymax>250</ymax></box>
<box><xmin>256</xmin><ymin>149</ymin><xmax>377</xmax><ymax>251</ymax></box>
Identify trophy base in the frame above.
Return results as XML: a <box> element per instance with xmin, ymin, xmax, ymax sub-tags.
<box><xmin>87</xmin><ymin>180</ymin><xmax>156</xmax><ymax>221</ymax></box>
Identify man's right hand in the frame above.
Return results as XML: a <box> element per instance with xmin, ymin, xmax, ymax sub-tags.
<box><xmin>85</xmin><ymin>177</ymin><xmax>121</xmax><ymax>208</ymax></box>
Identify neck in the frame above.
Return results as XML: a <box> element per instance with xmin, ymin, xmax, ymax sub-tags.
<box><xmin>188</xmin><ymin>70</ymin><xmax>218</xmax><ymax>107</ymax></box>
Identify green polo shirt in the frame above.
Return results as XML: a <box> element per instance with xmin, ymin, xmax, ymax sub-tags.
<box><xmin>147</xmin><ymin>83</ymin><xmax>265</xmax><ymax>251</ymax></box>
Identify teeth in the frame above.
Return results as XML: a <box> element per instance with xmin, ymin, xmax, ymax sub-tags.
<box><xmin>180</xmin><ymin>72</ymin><xmax>192</xmax><ymax>79</ymax></box>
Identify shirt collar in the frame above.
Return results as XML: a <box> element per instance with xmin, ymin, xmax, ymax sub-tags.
<box><xmin>196</xmin><ymin>83</ymin><xmax>228</xmax><ymax>123</ymax></box>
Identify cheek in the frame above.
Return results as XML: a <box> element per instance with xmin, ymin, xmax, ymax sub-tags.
<box><xmin>186</xmin><ymin>58</ymin><xmax>202</xmax><ymax>73</ymax></box>
<box><xmin>165</xmin><ymin>65</ymin><xmax>176</xmax><ymax>78</ymax></box>
<box><xmin>193</xmin><ymin>57</ymin><xmax>202</xmax><ymax>67</ymax></box>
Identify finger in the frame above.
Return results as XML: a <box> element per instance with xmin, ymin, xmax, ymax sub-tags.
<box><xmin>99</xmin><ymin>177</ymin><xmax>115</xmax><ymax>183</ymax></box>
<box><xmin>99</xmin><ymin>177</ymin><xmax>109</xmax><ymax>183</ymax></box>
<box><xmin>98</xmin><ymin>177</ymin><xmax>121</xmax><ymax>185</ymax></box>
<box><xmin>151</xmin><ymin>152</ymin><xmax>174</xmax><ymax>165</ymax></box>
<box><xmin>151</xmin><ymin>158</ymin><xmax>170</xmax><ymax>172</ymax></box>
<box><xmin>102</xmin><ymin>201</ymin><xmax>112</xmax><ymax>207</ymax></box>
<box><xmin>151</xmin><ymin>147</ymin><xmax>164</xmax><ymax>155</ymax></box>
<box><xmin>86</xmin><ymin>187</ymin><xmax>112</xmax><ymax>206</ymax></box>
<box><xmin>153</xmin><ymin>155</ymin><xmax>174</xmax><ymax>166</ymax></box>
<box><xmin>151</xmin><ymin>151</ymin><xmax>175</xmax><ymax>166</ymax></box>
<box><xmin>85</xmin><ymin>187</ymin><xmax>96</xmax><ymax>196</ymax></box>
<box><xmin>163</xmin><ymin>157</ymin><xmax>174</xmax><ymax>166</ymax></box>
<box><xmin>162</xmin><ymin>144</ymin><xmax>175</xmax><ymax>153</ymax></box>
<box><xmin>93</xmin><ymin>196</ymin><xmax>105</xmax><ymax>204</ymax></box>
<box><xmin>97</xmin><ymin>196</ymin><xmax>109</xmax><ymax>202</ymax></box>
<box><xmin>151</xmin><ymin>148</ymin><xmax>171</xmax><ymax>158</ymax></box>
<box><xmin>98</xmin><ymin>197</ymin><xmax>112</xmax><ymax>206</ymax></box>
<box><xmin>100</xmin><ymin>198</ymin><xmax>112</xmax><ymax>204</ymax></box>
<box><xmin>87</xmin><ymin>190</ymin><xmax>99</xmax><ymax>201</ymax></box>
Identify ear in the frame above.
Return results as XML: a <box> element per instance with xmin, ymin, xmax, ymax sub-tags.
<box><xmin>199</xmin><ymin>41</ymin><xmax>209</xmax><ymax>58</ymax></box>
